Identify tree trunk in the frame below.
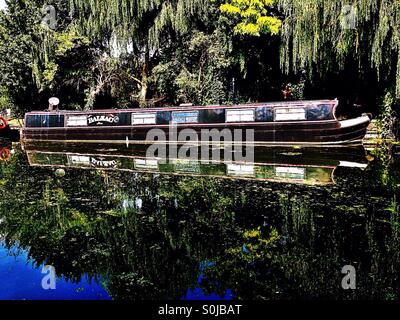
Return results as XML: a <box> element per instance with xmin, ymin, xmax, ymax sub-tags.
<box><xmin>139</xmin><ymin>45</ymin><xmax>149</xmax><ymax>108</ymax></box>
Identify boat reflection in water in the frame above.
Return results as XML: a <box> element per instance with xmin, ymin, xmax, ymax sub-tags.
<box><xmin>22</xmin><ymin>141</ymin><xmax>370</xmax><ymax>186</ymax></box>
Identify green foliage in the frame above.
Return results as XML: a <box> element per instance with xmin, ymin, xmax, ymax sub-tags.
<box><xmin>152</xmin><ymin>31</ymin><xmax>232</xmax><ymax>105</ymax></box>
<box><xmin>70</xmin><ymin>0</ymin><xmax>211</xmax><ymax>47</ymax></box>
<box><xmin>0</xmin><ymin>0</ymin><xmax>100</xmax><ymax>112</ymax></box>
<box><xmin>279</xmin><ymin>0</ymin><xmax>400</xmax><ymax>99</ymax></box>
<box><xmin>388</xmin><ymin>196</ymin><xmax>400</xmax><ymax>232</ymax></box>
<box><xmin>0</xmin><ymin>86</ymin><xmax>11</xmax><ymax>111</ymax></box>
<box><xmin>227</xmin><ymin>227</ymin><xmax>280</xmax><ymax>262</ymax></box>
<box><xmin>377</xmin><ymin>91</ymin><xmax>398</xmax><ymax>139</ymax></box>
<box><xmin>0</xmin><ymin>0</ymin><xmax>43</xmax><ymax>114</ymax></box>
<box><xmin>0</xmin><ymin>0</ymin><xmax>399</xmax><ymax>121</ymax></box>
<box><xmin>33</xmin><ymin>29</ymin><xmax>91</xmax><ymax>92</ymax></box>
<box><xmin>220</xmin><ymin>0</ymin><xmax>281</xmax><ymax>36</ymax></box>
<box><xmin>70</xmin><ymin>0</ymin><xmax>215</xmax><ymax>105</ymax></box>
<box><xmin>68</xmin><ymin>0</ymin><xmax>284</xmax><ymax>107</ymax></box>
<box><xmin>370</xmin><ymin>143</ymin><xmax>400</xmax><ymax>191</ymax></box>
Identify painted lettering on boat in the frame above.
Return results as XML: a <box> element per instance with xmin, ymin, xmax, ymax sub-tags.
<box><xmin>88</xmin><ymin>114</ymin><xmax>120</xmax><ymax>125</ymax></box>
<box><xmin>90</xmin><ymin>157</ymin><xmax>118</xmax><ymax>168</ymax></box>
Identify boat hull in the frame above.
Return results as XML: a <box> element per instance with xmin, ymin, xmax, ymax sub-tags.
<box><xmin>0</xmin><ymin>126</ymin><xmax>19</xmax><ymax>140</ymax></box>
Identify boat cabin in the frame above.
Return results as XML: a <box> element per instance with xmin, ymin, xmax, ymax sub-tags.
<box><xmin>24</xmin><ymin>100</ymin><xmax>338</xmax><ymax>129</ymax></box>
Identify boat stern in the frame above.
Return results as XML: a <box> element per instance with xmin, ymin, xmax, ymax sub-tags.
<box><xmin>339</xmin><ymin>114</ymin><xmax>371</xmax><ymax>129</ymax></box>
<box><xmin>337</xmin><ymin>114</ymin><xmax>371</xmax><ymax>144</ymax></box>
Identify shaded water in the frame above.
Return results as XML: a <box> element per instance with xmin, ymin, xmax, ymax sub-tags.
<box><xmin>0</xmin><ymin>140</ymin><xmax>399</xmax><ymax>300</ymax></box>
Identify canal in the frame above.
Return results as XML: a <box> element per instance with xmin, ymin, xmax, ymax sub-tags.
<box><xmin>0</xmin><ymin>140</ymin><xmax>399</xmax><ymax>300</ymax></box>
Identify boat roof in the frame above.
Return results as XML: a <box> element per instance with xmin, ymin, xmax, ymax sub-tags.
<box><xmin>26</xmin><ymin>99</ymin><xmax>338</xmax><ymax>115</ymax></box>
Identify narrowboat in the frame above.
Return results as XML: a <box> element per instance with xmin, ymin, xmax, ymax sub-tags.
<box><xmin>22</xmin><ymin>142</ymin><xmax>369</xmax><ymax>185</ymax></box>
<box><xmin>21</xmin><ymin>99</ymin><xmax>371</xmax><ymax>146</ymax></box>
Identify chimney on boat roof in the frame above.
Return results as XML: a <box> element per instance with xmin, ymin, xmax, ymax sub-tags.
<box><xmin>48</xmin><ymin>97</ymin><xmax>60</xmax><ymax>111</ymax></box>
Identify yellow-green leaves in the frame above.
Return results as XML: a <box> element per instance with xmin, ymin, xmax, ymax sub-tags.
<box><xmin>220</xmin><ymin>0</ymin><xmax>281</xmax><ymax>36</ymax></box>
<box><xmin>220</xmin><ymin>3</ymin><xmax>241</xmax><ymax>14</ymax></box>
<box><xmin>257</xmin><ymin>15</ymin><xmax>281</xmax><ymax>35</ymax></box>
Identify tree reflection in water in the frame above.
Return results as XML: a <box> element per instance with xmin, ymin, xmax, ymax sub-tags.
<box><xmin>0</xmin><ymin>143</ymin><xmax>399</xmax><ymax>300</ymax></box>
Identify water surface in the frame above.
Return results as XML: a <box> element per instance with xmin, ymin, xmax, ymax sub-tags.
<box><xmin>0</xmin><ymin>141</ymin><xmax>399</xmax><ymax>300</ymax></box>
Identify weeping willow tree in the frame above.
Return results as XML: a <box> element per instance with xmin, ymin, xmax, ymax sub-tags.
<box><xmin>69</xmin><ymin>0</ymin><xmax>212</xmax><ymax>106</ymax></box>
<box><xmin>278</xmin><ymin>0</ymin><xmax>400</xmax><ymax>98</ymax></box>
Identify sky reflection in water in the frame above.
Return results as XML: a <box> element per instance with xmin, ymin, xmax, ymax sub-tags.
<box><xmin>0</xmin><ymin>243</ymin><xmax>110</xmax><ymax>300</ymax></box>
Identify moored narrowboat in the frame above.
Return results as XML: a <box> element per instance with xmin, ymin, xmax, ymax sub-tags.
<box><xmin>21</xmin><ymin>99</ymin><xmax>371</xmax><ymax>146</ymax></box>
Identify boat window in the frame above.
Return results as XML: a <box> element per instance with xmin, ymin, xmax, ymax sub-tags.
<box><xmin>255</xmin><ymin>107</ymin><xmax>274</xmax><ymax>122</ymax></box>
<box><xmin>48</xmin><ymin>115</ymin><xmax>65</xmax><ymax>127</ymax></box>
<box><xmin>156</xmin><ymin>111</ymin><xmax>172</xmax><ymax>124</ymax></box>
<box><xmin>132</xmin><ymin>113</ymin><xmax>157</xmax><ymax>125</ymax></box>
<box><xmin>26</xmin><ymin>114</ymin><xmax>65</xmax><ymax>127</ymax></box>
<box><xmin>67</xmin><ymin>115</ymin><xmax>88</xmax><ymax>127</ymax></box>
<box><xmin>307</xmin><ymin>104</ymin><xmax>334</xmax><ymax>120</ymax></box>
<box><xmin>199</xmin><ymin>109</ymin><xmax>225</xmax><ymax>123</ymax></box>
<box><xmin>226</xmin><ymin>109</ymin><xmax>255</xmax><ymax>122</ymax></box>
<box><xmin>25</xmin><ymin>115</ymin><xmax>41</xmax><ymax>127</ymax></box>
<box><xmin>275</xmin><ymin>108</ymin><xmax>306</xmax><ymax>121</ymax></box>
<box><xmin>171</xmin><ymin>111</ymin><xmax>199</xmax><ymax>123</ymax></box>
